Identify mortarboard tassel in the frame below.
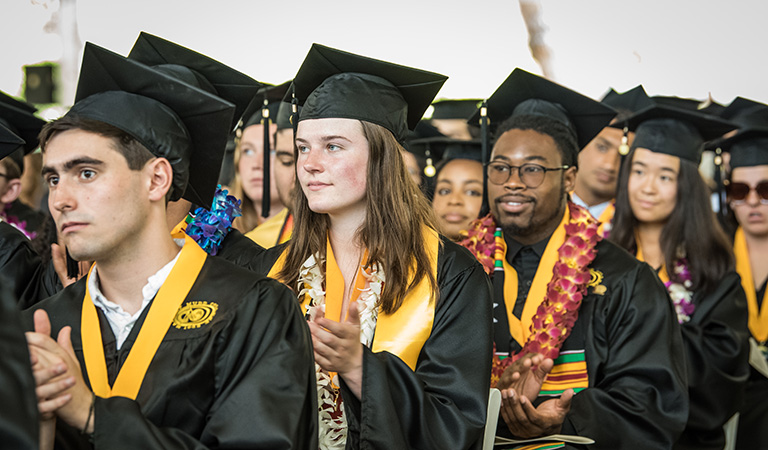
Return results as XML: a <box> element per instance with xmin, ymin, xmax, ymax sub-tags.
<box><xmin>261</xmin><ymin>99</ymin><xmax>271</xmax><ymax>219</ymax></box>
<box><xmin>423</xmin><ymin>144</ymin><xmax>436</xmax><ymax>178</ymax></box>
<box><xmin>618</xmin><ymin>126</ymin><xmax>630</xmax><ymax>156</ymax></box>
<box><xmin>713</xmin><ymin>146</ymin><xmax>726</xmax><ymax>220</ymax></box>
<box><xmin>479</xmin><ymin>100</ymin><xmax>490</xmax><ymax>217</ymax></box>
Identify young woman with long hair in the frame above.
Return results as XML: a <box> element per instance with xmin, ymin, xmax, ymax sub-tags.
<box><xmin>610</xmin><ymin>105</ymin><xmax>750</xmax><ymax>450</ymax></box>
<box><xmin>263</xmin><ymin>44</ymin><xmax>493</xmax><ymax>450</ymax></box>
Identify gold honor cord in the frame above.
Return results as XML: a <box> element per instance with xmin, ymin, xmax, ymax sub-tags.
<box><xmin>735</xmin><ymin>227</ymin><xmax>768</xmax><ymax>342</ymax></box>
<box><xmin>502</xmin><ymin>210</ymin><xmax>568</xmax><ymax>348</ymax></box>
<box><xmin>81</xmin><ymin>234</ymin><xmax>207</xmax><ymax>399</ymax></box>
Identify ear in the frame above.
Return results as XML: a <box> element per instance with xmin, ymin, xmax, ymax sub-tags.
<box><xmin>145</xmin><ymin>158</ymin><xmax>174</xmax><ymax>203</ymax></box>
<box><xmin>0</xmin><ymin>178</ymin><xmax>22</xmax><ymax>204</ymax></box>
<box><xmin>563</xmin><ymin>165</ymin><xmax>578</xmax><ymax>193</ymax></box>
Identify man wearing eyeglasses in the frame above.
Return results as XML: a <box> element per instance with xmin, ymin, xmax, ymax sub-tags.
<box><xmin>462</xmin><ymin>69</ymin><xmax>687</xmax><ymax>449</ymax></box>
<box><xmin>719</xmin><ymin>127</ymin><xmax>768</xmax><ymax>450</ymax></box>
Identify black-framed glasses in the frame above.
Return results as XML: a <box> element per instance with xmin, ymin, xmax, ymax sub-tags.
<box><xmin>727</xmin><ymin>181</ymin><xmax>768</xmax><ymax>204</ymax></box>
<box><xmin>485</xmin><ymin>161</ymin><xmax>570</xmax><ymax>188</ymax></box>
<box><xmin>0</xmin><ymin>173</ymin><xmax>8</xmax><ymax>179</ymax></box>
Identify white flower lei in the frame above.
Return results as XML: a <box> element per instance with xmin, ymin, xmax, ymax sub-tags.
<box><xmin>664</xmin><ymin>259</ymin><xmax>695</xmax><ymax>324</ymax></box>
<box><xmin>298</xmin><ymin>254</ymin><xmax>385</xmax><ymax>450</ymax></box>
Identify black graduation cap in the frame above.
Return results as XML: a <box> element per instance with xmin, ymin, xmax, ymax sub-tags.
<box><xmin>468</xmin><ymin>68</ymin><xmax>616</xmax><ymax>150</ymax></box>
<box><xmin>409</xmin><ymin>136</ymin><xmax>482</xmax><ymax>162</ymax></box>
<box><xmin>430</xmin><ymin>99</ymin><xmax>482</xmax><ymax>120</ymax></box>
<box><xmin>241</xmin><ymin>81</ymin><xmax>292</xmax><ymax>129</ymax></box>
<box><xmin>71</xmin><ymin>42</ymin><xmax>235</xmax><ymax>207</ymax></box>
<box><xmin>622</xmin><ymin>104</ymin><xmax>736</xmax><ymax>164</ymax></box>
<box><xmin>652</xmin><ymin>95</ymin><xmax>703</xmax><ymax>111</ymax></box>
<box><xmin>0</xmin><ymin>91</ymin><xmax>46</xmax><ymax>171</ymax></box>
<box><xmin>291</xmin><ymin>44</ymin><xmax>448</xmax><ymax>143</ymax></box>
<box><xmin>600</xmin><ymin>85</ymin><xmax>654</xmax><ymax>120</ymax></box>
<box><xmin>719</xmin><ymin>127</ymin><xmax>768</xmax><ymax>169</ymax></box>
<box><xmin>0</xmin><ymin>123</ymin><xmax>25</xmax><ymax>162</ymax></box>
<box><xmin>127</xmin><ymin>31</ymin><xmax>263</xmax><ymax>129</ymax></box>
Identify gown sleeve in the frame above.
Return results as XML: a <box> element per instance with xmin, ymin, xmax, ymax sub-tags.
<box><xmin>560</xmin><ymin>262</ymin><xmax>689</xmax><ymax>449</ymax></box>
<box><xmin>0</xmin><ymin>221</ymin><xmax>62</xmax><ymax>308</ymax></box>
<box><xmin>215</xmin><ymin>228</ymin><xmax>268</xmax><ymax>273</ymax></box>
<box><xmin>91</xmin><ymin>278</ymin><xmax>317</xmax><ymax>450</ymax></box>
<box><xmin>341</xmin><ymin>244</ymin><xmax>494</xmax><ymax>450</ymax></box>
<box><xmin>675</xmin><ymin>271</ymin><xmax>749</xmax><ymax>449</ymax></box>
<box><xmin>0</xmin><ymin>276</ymin><xmax>39</xmax><ymax>450</ymax></box>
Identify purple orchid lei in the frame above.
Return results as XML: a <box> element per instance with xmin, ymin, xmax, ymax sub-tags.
<box><xmin>184</xmin><ymin>185</ymin><xmax>242</xmax><ymax>256</ymax></box>
<box><xmin>665</xmin><ymin>258</ymin><xmax>695</xmax><ymax>324</ymax></box>
<box><xmin>1</xmin><ymin>205</ymin><xmax>36</xmax><ymax>240</ymax></box>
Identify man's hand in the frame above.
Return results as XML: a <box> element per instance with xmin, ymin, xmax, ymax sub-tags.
<box><xmin>26</xmin><ymin>309</ymin><xmax>95</xmax><ymax>433</ymax></box>
<box><xmin>308</xmin><ymin>301</ymin><xmax>364</xmax><ymax>399</ymax></box>
<box><xmin>497</xmin><ymin>353</ymin><xmax>554</xmax><ymax>402</ymax></box>
<box><xmin>500</xmin><ymin>388</ymin><xmax>573</xmax><ymax>439</ymax></box>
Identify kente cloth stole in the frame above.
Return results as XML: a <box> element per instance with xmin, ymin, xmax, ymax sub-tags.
<box><xmin>81</xmin><ymin>234</ymin><xmax>206</xmax><ymax>399</ymax></box>
<box><xmin>735</xmin><ymin>227</ymin><xmax>768</xmax><ymax>342</ymax></box>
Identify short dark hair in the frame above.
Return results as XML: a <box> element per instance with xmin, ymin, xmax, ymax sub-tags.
<box><xmin>39</xmin><ymin>115</ymin><xmax>154</xmax><ymax>170</ymax></box>
<box><xmin>493</xmin><ymin>114</ymin><xmax>579</xmax><ymax>167</ymax></box>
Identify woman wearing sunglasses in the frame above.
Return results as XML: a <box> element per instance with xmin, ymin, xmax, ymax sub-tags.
<box><xmin>610</xmin><ymin>105</ymin><xmax>750</xmax><ymax>450</ymax></box>
<box><xmin>721</xmin><ymin>128</ymin><xmax>768</xmax><ymax>450</ymax></box>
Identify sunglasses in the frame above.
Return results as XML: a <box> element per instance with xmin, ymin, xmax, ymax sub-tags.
<box><xmin>726</xmin><ymin>181</ymin><xmax>768</xmax><ymax>204</ymax></box>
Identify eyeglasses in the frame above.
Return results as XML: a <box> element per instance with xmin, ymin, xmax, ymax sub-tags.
<box><xmin>0</xmin><ymin>173</ymin><xmax>7</xmax><ymax>179</ymax></box>
<box><xmin>485</xmin><ymin>161</ymin><xmax>570</xmax><ymax>188</ymax></box>
<box><xmin>727</xmin><ymin>181</ymin><xmax>768</xmax><ymax>204</ymax></box>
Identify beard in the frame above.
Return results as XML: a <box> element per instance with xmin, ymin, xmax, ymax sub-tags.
<box><xmin>497</xmin><ymin>188</ymin><xmax>568</xmax><ymax>240</ymax></box>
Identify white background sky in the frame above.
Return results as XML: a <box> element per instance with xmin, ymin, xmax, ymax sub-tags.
<box><xmin>2</xmin><ymin>0</ymin><xmax>767</xmax><ymax>109</ymax></box>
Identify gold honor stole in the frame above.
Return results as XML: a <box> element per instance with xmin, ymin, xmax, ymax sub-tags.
<box><xmin>735</xmin><ymin>227</ymin><xmax>768</xmax><ymax>342</ymax></box>
<box><xmin>245</xmin><ymin>208</ymin><xmax>291</xmax><ymax>248</ymax></box>
<box><xmin>501</xmin><ymin>209</ymin><xmax>568</xmax><ymax>348</ymax></box>
<box><xmin>81</xmin><ymin>234</ymin><xmax>206</xmax><ymax>399</ymax></box>
<box><xmin>268</xmin><ymin>227</ymin><xmax>440</xmax><ymax>370</ymax></box>
<box><xmin>634</xmin><ymin>233</ymin><xmax>670</xmax><ymax>283</ymax></box>
<box><xmin>596</xmin><ymin>201</ymin><xmax>615</xmax><ymax>237</ymax></box>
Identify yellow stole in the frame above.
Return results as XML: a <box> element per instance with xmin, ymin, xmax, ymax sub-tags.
<box><xmin>81</xmin><ymin>234</ymin><xmax>207</xmax><ymax>399</ymax></box>
<box><xmin>735</xmin><ymin>227</ymin><xmax>768</xmax><ymax>342</ymax></box>
<box><xmin>596</xmin><ymin>202</ymin><xmax>615</xmax><ymax>237</ymax></box>
<box><xmin>268</xmin><ymin>227</ymin><xmax>440</xmax><ymax>370</ymax></box>
<box><xmin>246</xmin><ymin>208</ymin><xmax>291</xmax><ymax>248</ymax></box>
<box><xmin>502</xmin><ymin>209</ymin><xmax>568</xmax><ymax>348</ymax></box>
<box><xmin>635</xmin><ymin>233</ymin><xmax>670</xmax><ymax>283</ymax></box>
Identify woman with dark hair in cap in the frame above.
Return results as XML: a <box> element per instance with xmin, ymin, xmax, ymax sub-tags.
<box><xmin>265</xmin><ymin>44</ymin><xmax>493</xmax><ymax>450</ymax></box>
<box><xmin>610</xmin><ymin>104</ymin><xmax>750</xmax><ymax>450</ymax></box>
<box><xmin>424</xmin><ymin>138</ymin><xmax>484</xmax><ymax>241</ymax></box>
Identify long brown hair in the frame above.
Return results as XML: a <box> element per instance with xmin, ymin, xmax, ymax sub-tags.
<box><xmin>277</xmin><ymin>120</ymin><xmax>440</xmax><ymax>314</ymax></box>
<box><xmin>611</xmin><ymin>147</ymin><xmax>734</xmax><ymax>294</ymax></box>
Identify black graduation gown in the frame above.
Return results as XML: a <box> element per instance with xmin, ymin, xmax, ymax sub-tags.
<box><xmin>674</xmin><ymin>271</ymin><xmax>749</xmax><ymax>450</ymax></box>
<box><xmin>736</xmin><ymin>279</ymin><xmax>768</xmax><ymax>450</ymax></box>
<box><xmin>494</xmin><ymin>239</ymin><xmax>689</xmax><ymax>449</ymax></box>
<box><xmin>261</xmin><ymin>237</ymin><xmax>495</xmax><ymax>450</ymax></box>
<box><xmin>24</xmin><ymin>255</ymin><xmax>317</xmax><ymax>450</ymax></box>
<box><xmin>0</xmin><ymin>276</ymin><xmax>38</xmax><ymax>450</ymax></box>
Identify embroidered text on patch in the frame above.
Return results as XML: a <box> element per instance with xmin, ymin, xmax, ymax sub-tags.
<box><xmin>173</xmin><ymin>301</ymin><xmax>218</xmax><ymax>329</ymax></box>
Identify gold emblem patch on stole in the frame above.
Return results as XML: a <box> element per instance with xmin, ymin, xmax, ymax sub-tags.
<box><xmin>172</xmin><ymin>301</ymin><xmax>218</xmax><ymax>329</ymax></box>
<box><xmin>588</xmin><ymin>269</ymin><xmax>606</xmax><ymax>295</ymax></box>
